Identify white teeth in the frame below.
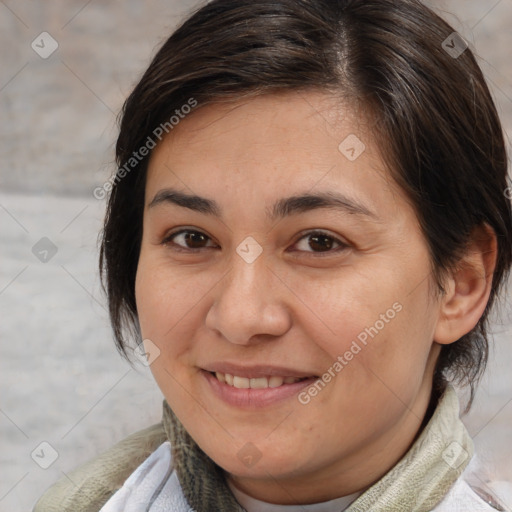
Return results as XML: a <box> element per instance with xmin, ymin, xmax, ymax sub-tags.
<box><xmin>250</xmin><ymin>377</ymin><xmax>268</xmax><ymax>389</ymax></box>
<box><xmin>233</xmin><ymin>376</ymin><xmax>250</xmax><ymax>389</ymax></box>
<box><xmin>214</xmin><ymin>372</ymin><xmax>305</xmax><ymax>388</ymax></box>
<box><xmin>268</xmin><ymin>376</ymin><xmax>284</xmax><ymax>388</ymax></box>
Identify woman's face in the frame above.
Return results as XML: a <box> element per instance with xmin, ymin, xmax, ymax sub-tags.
<box><xmin>135</xmin><ymin>91</ymin><xmax>445</xmax><ymax>503</ymax></box>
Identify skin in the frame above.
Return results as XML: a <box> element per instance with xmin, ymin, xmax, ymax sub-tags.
<box><xmin>134</xmin><ymin>91</ymin><xmax>496</xmax><ymax>504</ymax></box>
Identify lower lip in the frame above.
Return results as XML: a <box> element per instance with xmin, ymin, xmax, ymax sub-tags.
<box><xmin>201</xmin><ymin>370</ymin><xmax>317</xmax><ymax>409</ymax></box>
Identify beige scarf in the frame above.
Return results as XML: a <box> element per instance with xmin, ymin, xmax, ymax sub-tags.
<box><xmin>162</xmin><ymin>385</ymin><xmax>473</xmax><ymax>512</ymax></box>
<box><xmin>33</xmin><ymin>385</ymin><xmax>473</xmax><ymax>511</ymax></box>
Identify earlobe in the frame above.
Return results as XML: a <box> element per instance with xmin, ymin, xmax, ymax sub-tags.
<box><xmin>434</xmin><ymin>224</ymin><xmax>497</xmax><ymax>345</ymax></box>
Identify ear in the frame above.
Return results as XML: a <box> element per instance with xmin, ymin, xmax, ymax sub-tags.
<box><xmin>434</xmin><ymin>223</ymin><xmax>498</xmax><ymax>345</ymax></box>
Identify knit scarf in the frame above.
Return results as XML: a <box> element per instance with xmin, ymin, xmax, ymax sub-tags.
<box><xmin>161</xmin><ymin>385</ymin><xmax>473</xmax><ymax>512</ymax></box>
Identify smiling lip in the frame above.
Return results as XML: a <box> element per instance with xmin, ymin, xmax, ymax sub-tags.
<box><xmin>200</xmin><ymin>364</ymin><xmax>318</xmax><ymax>408</ymax></box>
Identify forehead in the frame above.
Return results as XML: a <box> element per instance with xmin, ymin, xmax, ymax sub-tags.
<box><xmin>150</xmin><ymin>91</ymin><xmax>362</xmax><ymax>163</ymax></box>
<box><xmin>145</xmin><ymin>91</ymin><xmax>406</xmax><ymax>222</ymax></box>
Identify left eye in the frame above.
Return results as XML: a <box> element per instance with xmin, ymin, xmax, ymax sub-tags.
<box><xmin>293</xmin><ymin>231</ymin><xmax>347</xmax><ymax>253</ymax></box>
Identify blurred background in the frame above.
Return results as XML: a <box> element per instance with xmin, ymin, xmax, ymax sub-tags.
<box><xmin>1</xmin><ymin>1</ymin><xmax>511</xmax><ymax>510</ymax></box>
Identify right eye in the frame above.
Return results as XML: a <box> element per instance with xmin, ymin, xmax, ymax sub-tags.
<box><xmin>161</xmin><ymin>229</ymin><xmax>217</xmax><ymax>251</ymax></box>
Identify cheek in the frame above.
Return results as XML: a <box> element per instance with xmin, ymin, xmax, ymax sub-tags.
<box><xmin>134</xmin><ymin>251</ymin><xmax>219</xmax><ymax>359</ymax></box>
<box><xmin>304</xmin><ymin>264</ymin><xmax>436</xmax><ymax>391</ymax></box>
<box><xmin>134</xmin><ymin>256</ymin><xmax>204</xmax><ymax>409</ymax></box>
<box><xmin>290</xmin><ymin>267</ymin><xmax>405</xmax><ymax>359</ymax></box>
<box><xmin>135</xmin><ymin>253</ymin><xmax>189</xmax><ymax>350</ymax></box>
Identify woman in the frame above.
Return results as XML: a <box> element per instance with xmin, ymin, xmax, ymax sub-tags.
<box><xmin>34</xmin><ymin>0</ymin><xmax>512</xmax><ymax>510</ymax></box>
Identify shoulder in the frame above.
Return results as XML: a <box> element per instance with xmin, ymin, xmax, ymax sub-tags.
<box><xmin>432</xmin><ymin>476</ymin><xmax>512</xmax><ymax>511</ymax></box>
<box><xmin>32</xmin><ymin>422</ymin><xmax>168</xmax><ymax>512</ymax></box>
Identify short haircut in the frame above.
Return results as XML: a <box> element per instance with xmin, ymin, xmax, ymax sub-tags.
<box><xmin>100</xmin><ymin>0</ymin><xmax>512</xmax><ymax>408</ymax></box>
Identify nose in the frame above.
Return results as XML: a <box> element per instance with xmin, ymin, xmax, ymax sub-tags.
<box><xmin>205</xmin><ymin>252</ymin><xmax>292</xmax><ymax>345</ymax></box>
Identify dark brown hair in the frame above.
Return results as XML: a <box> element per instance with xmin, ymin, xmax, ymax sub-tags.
<box><xmin>99</xmin><ymin>0</ymin><xmax>512</xmax><ymax>408</ymax></box>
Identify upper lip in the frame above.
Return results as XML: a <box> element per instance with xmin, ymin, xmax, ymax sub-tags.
<box><xmin>201</xmin><ymin>362</ymin><xmax>318</xmax><ymax>379</ymax></box>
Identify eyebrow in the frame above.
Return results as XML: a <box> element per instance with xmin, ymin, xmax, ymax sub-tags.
<box><xmin>148</xmin><ymin>188</ymin><xmax>377</xmax><ymax>220</ymax></box>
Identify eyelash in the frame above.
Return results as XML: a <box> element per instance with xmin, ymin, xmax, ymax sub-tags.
<box><xmin>161</xmin><ymin>229</ymin><xmax>349</xmax><ymax>256</ymax></box>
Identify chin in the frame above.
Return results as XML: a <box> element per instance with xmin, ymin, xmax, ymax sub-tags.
<box><xmin>206</xmin><ymin>438</ymin><xmax>313</xmax><ymax>480</ymax></box>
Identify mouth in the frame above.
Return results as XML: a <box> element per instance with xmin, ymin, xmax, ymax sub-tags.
<box><xmin>211</xmin><ymin>371</ymin><xmax>310</xmax><ymax>389</ymax></box>
<box><xmin>200</xmin><ymin>366</ymin><xmax>319</xmax><ymax>408</ymax></box>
